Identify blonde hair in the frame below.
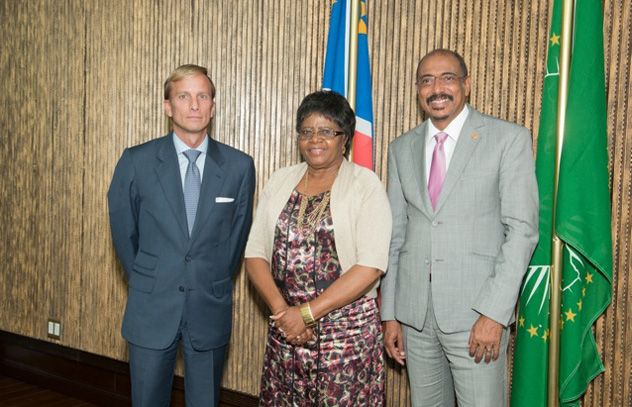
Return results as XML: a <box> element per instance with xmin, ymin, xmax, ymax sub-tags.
<box><xmin>163</xmin><ymin>64</ymin><xmax>216</xmax><ymax>100</ymax></box>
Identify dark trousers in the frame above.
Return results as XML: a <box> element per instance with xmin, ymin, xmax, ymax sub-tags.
<box><xmin>128</xmin><ymin>321</ymin><xmax>227</xmax><ymax>407</ymax></box>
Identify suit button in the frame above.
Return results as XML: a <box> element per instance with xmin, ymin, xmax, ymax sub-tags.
<box><xmin>424</xmin><ymin>258</ymin><xmax>430</xmax><ymax>265</ymax></box>
<box><xmin>185</xmin><ymin>255</ymin><xmax>192</xmax><ymax>263</ymax></box>
<box><xmin>179</xmin><ymin>286</ymin><xmax>185</xmax><ymax>292</ymax></box>
<box><xmin>432</xmin><ymin>221</ymin><xmax>438</xmax><ymax>227</ymax></box>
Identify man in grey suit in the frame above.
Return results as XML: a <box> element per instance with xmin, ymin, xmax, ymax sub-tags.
<box><xmin>381</xmin><ymin>49</ymin><xmax>538</xmax><ymax>406</ymax></box>
<box><xmin>108</xmin><ymin>64</ymin><xmax>255</xmax><ymax>406</ymax></box>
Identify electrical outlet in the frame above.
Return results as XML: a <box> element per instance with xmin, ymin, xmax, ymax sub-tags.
<box><xmin>47</xmin><ymin>319</ymin><xmax>61</xmax><ymax>339</ymax></box>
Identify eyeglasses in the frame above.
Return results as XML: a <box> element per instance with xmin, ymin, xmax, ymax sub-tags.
<box><xmin>297</xmin><ymin>128</ymin><xmax>345</xmax><ymax>140</ymax></box>
<box><xmin>415</xmin><ymin>73</ymin><xmax>465</xmax><ymax>88</ymax></box>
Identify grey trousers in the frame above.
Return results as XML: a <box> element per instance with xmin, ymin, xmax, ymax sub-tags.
<box><xmin>403</xmin><ymin>291</ymin><xmax>509</xmax><ymax>407</ymax></box>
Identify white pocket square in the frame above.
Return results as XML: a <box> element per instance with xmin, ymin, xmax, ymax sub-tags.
<box><xmin>215</xmin><ymin>197</ymin><xmax>235</xmax><ymax>203</ymax></box>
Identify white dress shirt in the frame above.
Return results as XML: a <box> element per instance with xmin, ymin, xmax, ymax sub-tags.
<box><xmin>424</xmin><ymin>105</ymin><xmax>470</xmax><ymax>183</ymax></box>
<box><xmin>172</xmin><ymin>133</ymin><xmax>208</xmax><ymax>187</ymax></box>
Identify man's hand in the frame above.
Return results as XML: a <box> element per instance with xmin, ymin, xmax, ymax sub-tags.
<box><xmin>468</xmin><ymin>315</ymin><xmax>503</xmax><ymax>363</ymax></box>
<box><xmin>383</xmin><ymin>320</ymin><xmax>406</xmax><ymax>366</ymax></box>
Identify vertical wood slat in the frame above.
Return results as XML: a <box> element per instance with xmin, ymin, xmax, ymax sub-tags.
<box><xmin>590</xmin><ymin>1</ymin><xmax>632</xmax><ymax>406</ymax></box>
<box><xmin>0</xmin><ymin>0</ymin><xmax>631</xmax><ymax>404</ymax></box>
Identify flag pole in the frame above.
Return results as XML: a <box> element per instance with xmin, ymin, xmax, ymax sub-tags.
<box><xmin>347</xmin><ymin>0</ymin><xmax>360</xmax><ymax>110</ymax></box>
<box><xmin>547</xmin><ymin>0</ymin><xmax>573</xmax><ymax>405</ymax></box>
<box><xmin>347</xmin><ymin>0</ymin><xmax>360</xmax><ymax>162</ymax></box>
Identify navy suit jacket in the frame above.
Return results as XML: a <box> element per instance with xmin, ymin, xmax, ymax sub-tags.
<box><xmin>108</xmin><ymin>133</ymin><xmax>255</xmax><ymax>351</ymax></box>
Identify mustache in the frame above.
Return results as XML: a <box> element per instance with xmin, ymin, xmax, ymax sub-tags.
<box><xmin>427</xmin><ymin>93</ymin><xmax>454</xmax><ymax>103</ymax></box>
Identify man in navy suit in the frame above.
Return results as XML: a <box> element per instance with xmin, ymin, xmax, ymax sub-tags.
<box><xmin>108</xmin><ymin>64</ymin><xmax>255</xmax><ymax>407</ymax></box>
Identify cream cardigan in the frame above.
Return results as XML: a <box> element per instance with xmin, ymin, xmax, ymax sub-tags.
<box><xmin>244</xmin><ymin>159</ymin><xmax>392</xmax><ymax>298</ymax></box>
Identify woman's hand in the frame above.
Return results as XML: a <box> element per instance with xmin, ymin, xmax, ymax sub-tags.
<box><xmin>271</xmin><ymin>309</ymin><xmax>316</xmax><ymax>345</ymax></box>
<box><xmin>271</xmin><ymin>306</ymin><xmax>307</xmax><ymax>342</ymax></box>
<box><xmin>292</xmin><ymin>327</ymin><xmax>315</xmax><ymax>345</ymax></box>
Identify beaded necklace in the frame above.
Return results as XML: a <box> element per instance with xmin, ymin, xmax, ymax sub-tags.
<box><xmin>297</xmin><ymin>171</ymin><xmax>331</xmax><ymax>231</ymax></box>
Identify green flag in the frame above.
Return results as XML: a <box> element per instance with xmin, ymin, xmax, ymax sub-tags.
<box><xmin>511</xmin><ymin>0</ymin><xmax>612</xmax><ymax>406</ymax></box>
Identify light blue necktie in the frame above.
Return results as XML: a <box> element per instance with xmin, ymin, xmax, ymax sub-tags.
<box><xmin>183</xmin><ymin>149</ymin><xmax>202</xmax><ymax>235</ymax></box>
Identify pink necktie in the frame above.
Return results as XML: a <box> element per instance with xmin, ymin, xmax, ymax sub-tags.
<box><xmin>428</xmin><ymin>132</ymin><xmax>448</xmax><ymax>210</ymax></box>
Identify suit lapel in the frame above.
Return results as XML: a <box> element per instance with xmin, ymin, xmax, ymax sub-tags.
<box><xmin>434</xmin><ymin>108</ymin><xmax>484</xmax><ymax>213</ymax></box>
<box><xmin>410</xmin><ymin>123</ymin><xmax>434</xmax><ymax>216</ymax></box>
<box><xmin>155</xmin><ymin>135</ymin><xmax>189</xmax><ymax>240</ymax></box>
<box><xmin>190</xmin><ymin>139</ymin><xmax>226</xmax><ymax>240</ymax></box>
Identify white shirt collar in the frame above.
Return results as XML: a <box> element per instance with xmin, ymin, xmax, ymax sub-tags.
<box><xmin>426</xmin><ymin>105</ymin><xmax>470</xmax><ymax>144</ymax></box>
<box><xmin>172</xmin><ymin>132</ymin><xmax>209</xmax><ymax>155</ymax></box>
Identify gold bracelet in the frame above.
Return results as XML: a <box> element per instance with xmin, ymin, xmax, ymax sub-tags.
<box><xmin>299</xmin><ymin>303</ymin><xmax>316</xmax><ymax>328</ymax></box>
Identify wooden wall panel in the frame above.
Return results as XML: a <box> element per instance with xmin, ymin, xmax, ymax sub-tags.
<box><xmin>587</xmin><ymin>2</ymin><xmax>632</xmax><ymax>406</ymax></box>
<box><xmin>0</xmin><ymin>0</ymin><xmax>631</xmax><ymax>405</ymax></box>
<box><xmin>80</xmin><ymin>0</ymin><xmax>135</xmax><ymax>362</ymax></box>
<box><xmin>0</xmin><ymin>0</ymin><xmax>86</xmax><ymax>347</ymax></box>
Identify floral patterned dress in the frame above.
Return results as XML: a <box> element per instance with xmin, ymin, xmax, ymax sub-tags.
<box><xmin>259</xmin><ymin>190</ymin><xmax>384</xmax><ymax>406</ymax></box>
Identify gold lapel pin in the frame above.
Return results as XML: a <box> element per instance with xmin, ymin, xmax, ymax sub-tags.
<box><xmin>470</xmin><ymin>132</ymin><xmax>479</xmax><ymax>141</ymax></box>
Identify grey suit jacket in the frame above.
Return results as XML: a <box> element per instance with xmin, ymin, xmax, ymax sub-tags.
<box><xmin>380</xmin><ymin>106</ymin><xmax>538</xmax><ymax>333</ymax></box>
<box><xmin>108</xmin><ymin>134</ymin><xmax>255</xmax><ymax>350</ymax></box>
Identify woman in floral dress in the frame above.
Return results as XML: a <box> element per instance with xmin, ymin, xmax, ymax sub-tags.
<box><xmin>245</xmin><ymin>91</ymin><xmax>392</xmax><ymax>406</ymax></box>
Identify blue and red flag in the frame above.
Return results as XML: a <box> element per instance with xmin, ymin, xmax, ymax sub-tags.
<box><xmin>323</xmin><ymin>0</ymin><xmax>374</xmax><ymax>169</ymax></box>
